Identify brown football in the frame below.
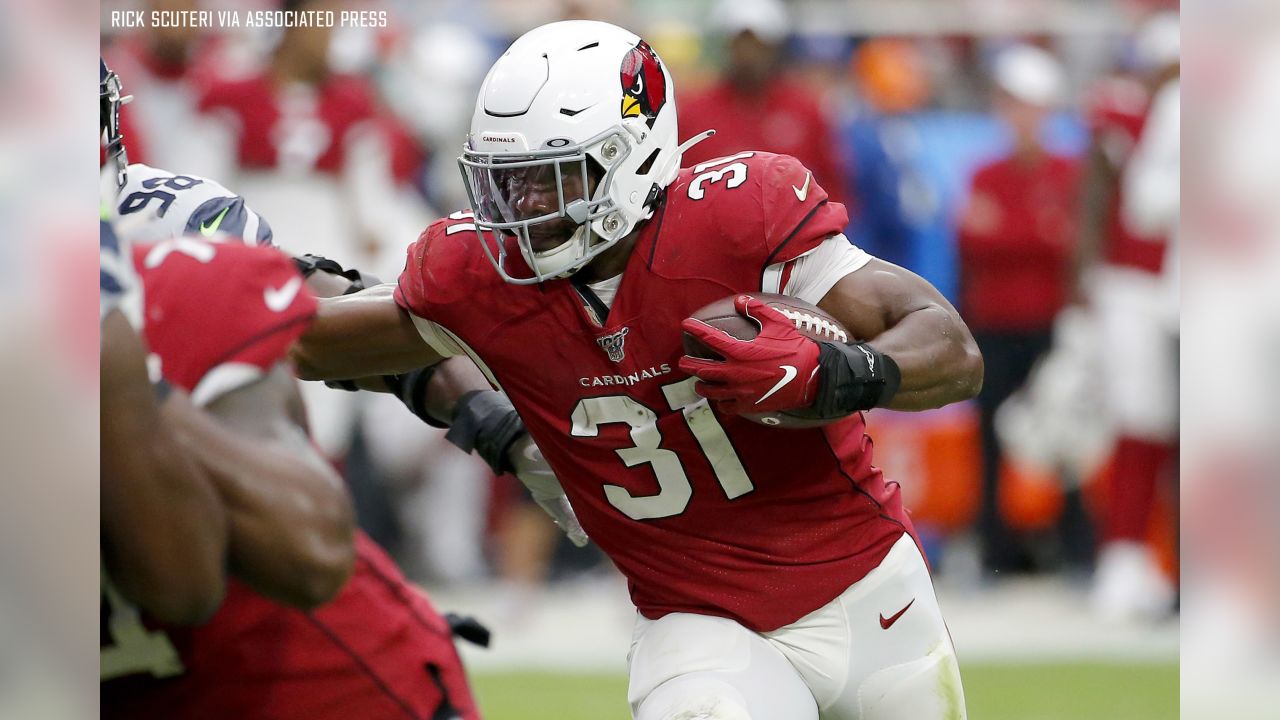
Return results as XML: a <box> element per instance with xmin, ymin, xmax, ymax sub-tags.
<box><xmin>682</xmin><ymin>292</ymin><xmax>853</xmax><ymax>429</ymax></box>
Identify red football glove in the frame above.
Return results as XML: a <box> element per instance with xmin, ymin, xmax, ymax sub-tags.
<box><xmin>678</xmin><ymin>295</ymin><xmax>822</xmax><ymax>414</ymax></box>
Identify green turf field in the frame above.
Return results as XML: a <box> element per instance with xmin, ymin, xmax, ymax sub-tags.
<box><xmin>472</xmin><ymin>662</ymin><xmax>1178</xmax><ymax>719</ymax></box>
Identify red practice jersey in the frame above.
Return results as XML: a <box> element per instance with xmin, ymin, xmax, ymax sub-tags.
<box><xmin>397</xmin><ymin>152</ymin><xmax>917</xmax><ymax>632</ymax></box>
<box><xmin>102</xmin><ymin>239</ymin><xmax>478</xmax><ymax>720</ymax></box>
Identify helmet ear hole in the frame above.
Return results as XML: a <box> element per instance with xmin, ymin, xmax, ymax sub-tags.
<box><xmin>636</xmin><ymin>148</ymin><xmax>661</xmax><ymax>176</ymax></box>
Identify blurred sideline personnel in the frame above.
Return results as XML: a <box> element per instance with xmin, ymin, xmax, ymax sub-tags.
<box><xmin>195</xmin><ymin>0</ymin><xmax>426</xmax><ymax>460</ymax></box>
<box><xmin>677</xmin><ymin>0</ymin><xmax>849</xmax><ymax>208</ymax></box>
<box><xmin>100</xmin><ymin>216</ymin><xmax>229</xmax><ymax>627</ymax></box>
<box><xmin>292</xmin><ymin>21</ymin><xmax>982</xmax><ymax>720</ymax></box>
<box><xmin>956</xmin><ymin>45</ymin><xmax>1078</xmax><ymax>574</ymax></box>
<box><xmin>101</xmin><ymin>0</ymin><xmax>225</xmax><ymax>175</ymax></box>
<box><xmin>1075</xmin><ymin>12</ymin><xmax>1179</xmax><ymax>622</ymax></box>
<box><xmin>102</xmin><ymin>56</ymin><xmax>560</xmax><ymax>719</ymax></box>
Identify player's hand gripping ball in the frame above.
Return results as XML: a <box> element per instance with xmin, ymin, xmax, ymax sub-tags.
<box><xmin>679</xmin><ymin>293</ymin><xmax>852</xmax><ymax>428</ymax></box>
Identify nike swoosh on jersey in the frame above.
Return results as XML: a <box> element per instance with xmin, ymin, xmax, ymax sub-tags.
<box><xmin>792</xmin><ymin>172</ymin><xmax>812</xmax><ymax>202</ymax></box>
<box><xmin>263</xmin><ymin>277</ymin><xmax>303</xmax><ymax>313</ymax></box>
<box><xmin>200</xmin><ymin>207</ymin><xmax>230</xmax><ymax>237</ymax></box>
<box><xmin>756</xmin><ymin>365</ymin><xmax>798</xmax><ymax>405</ymax></box>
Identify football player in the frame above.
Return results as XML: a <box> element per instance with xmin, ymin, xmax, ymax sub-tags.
<box><xmin>102</xmin><ymin>235</ymin><xmax>481</xmax><ymax>718</ymax></box>
<box><xmin>293</xmin><ymin>21</ymin><xmax>982</xmax><ymax>720</ymax></box>
<box><xmin>100</xmin><ymin>216</ymin><xmax>228</xmax><ymax>626</ymax></box>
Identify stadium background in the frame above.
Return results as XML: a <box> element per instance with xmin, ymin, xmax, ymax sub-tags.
<box><xmin>97</xmin><ymin>0</ymin><xmax>1180</xmax><ymax>717</ymax></box>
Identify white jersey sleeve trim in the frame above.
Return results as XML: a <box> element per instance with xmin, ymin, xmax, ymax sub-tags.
<box><xmin>191</xmin><ymin>362</ymin><xmax>268</xmax><ymax>407</ymax></box>
<box><xmin>765</xmin><ymin>233</ymin><xmax>872</xmax><ymax>305</ymax></box>
<box><xmin>408</xmin><ymin>313</ymin><xmax>463</xmax><ymax>359</ymax></box>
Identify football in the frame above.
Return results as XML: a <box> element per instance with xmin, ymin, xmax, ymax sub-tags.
<box><xmin>683</xmin><ymin>292</ymin><xmax>853</xmax><ymax>429</ymax></box>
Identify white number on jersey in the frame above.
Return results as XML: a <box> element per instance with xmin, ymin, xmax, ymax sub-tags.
<box><xmin>687</xmin><ymin>152</ymin><xmax>755</xmax><ymax>201</ymax></box>
<box><xmin>570</xmin><ymin>378</ymin><xmax>754</xmax><ymax>520</ymax></box>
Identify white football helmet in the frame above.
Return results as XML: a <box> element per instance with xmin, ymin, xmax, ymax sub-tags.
<box><xmin>458</xmin><ymin>20</ymin><xmax>708</xmax><ymax>284</ymax></box>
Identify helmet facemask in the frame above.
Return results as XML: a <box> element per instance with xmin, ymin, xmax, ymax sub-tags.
<box><xmin>100</xmin><ymin>60</ymin><xmax>132</xmax><ymax>188</ymax></box>
<box><xmin>459</xmin><ymin>126</ymin><xmax>640</xmax><ymax>284</ymax></box>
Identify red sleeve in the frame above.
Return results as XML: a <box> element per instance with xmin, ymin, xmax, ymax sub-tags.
<box><xmin>134</xmin><ymin>240</ymin><xmax>316</xmax><ymax>398</ymax></box>
<box><xmin>394</xmin><ymin>225</ymin><xmax>435</xmax><ymax>319</ymax></box>
<box><xmin>395</xmin><ymin>216</ymin><xmax>478</xmax><ymax>320</ymax></box>
<box><xmin>758</xmin><ymin>153</ymin><xmax>849</xmax><ymax>265</ymax></box>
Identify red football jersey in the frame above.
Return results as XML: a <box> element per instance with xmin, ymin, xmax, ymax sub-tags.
<box><xmin>1086</xmin><ymin>77</ymin><xmax>1166</xmax><ymax>274</ymax></box>
<box><xmin>131</xmin><ymin>238</ymin><xmax>315</xmax><ymax>402</ymax></box>
<box><xmin>197</xmin><ymin>73</ymin><xmax>421</xmax><ymax>182</ymax></box>
<box><xmin>397</xmin><ymin>152</ymin><xmax>917</xmax><ymax>632</ymax></box>
<box><xmin>104</xmin><ymin>240</ymin><xmax>478</xmax><ymax>720</ymax></box>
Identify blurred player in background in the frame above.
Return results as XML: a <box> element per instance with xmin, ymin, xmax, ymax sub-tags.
<box><xmin>677</xmin><ymin>0</ymin><xmax>849</xmax><ymax>207</ymax></box>
<box><xmin>956</xmin><ymin>45</ymin><xmax>1079</xmax><ymax>575</ymax></box>
<box><xmin>194</xmin><ymin>0</ymin><xmax>428</xmax><ymax>461</ymax></box>
<box><xmin>1074</xmin><ymin>11</ymin><xmax>1179</xmax><ymax>622</ymax></box>
<box><xmin>293</xmin><ymin>20</ymin><xmax>982</xmax><ymax>720</ymax></box>
<box><xmin>101</xmin><ymin>0</ymin><xmax>227</xmax><ymax>175</ymax></box>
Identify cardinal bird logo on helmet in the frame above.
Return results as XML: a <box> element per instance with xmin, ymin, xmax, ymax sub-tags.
<box><xmin>619</xmin><ymin>40</ymin><xmax>666</xmax><ymax>128</ymax></box>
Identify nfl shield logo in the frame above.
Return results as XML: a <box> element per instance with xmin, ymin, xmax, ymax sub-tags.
<box><xmin>597</xmin><ymin>327</ymin><xmax>630</xmax><ymax>363</ymax></box>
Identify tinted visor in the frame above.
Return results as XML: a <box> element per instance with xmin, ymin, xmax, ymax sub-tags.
<box><xmin>460</xmin><ymin>154</ymin><xmax>595</xmax><ymax>227</ymax></box>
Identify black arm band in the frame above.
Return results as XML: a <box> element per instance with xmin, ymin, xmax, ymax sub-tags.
<box><xmin>382</xmin><ymin>366</ymin><xmax>446</xmax><ymax>428</ymax></box>
<box><xmin>444</xmin><ymin>390</ymin><xmax>525</xmax><ymax>475</ymax></box>
<box><xmin>811</xmin><ymin>342</ymin><xmax>902</xmax><ymax>416</ymax></box>
<box><xmin>292</xmin><ymin>253</ymin><xmax>381</xmax><ymax>294</ymax></box>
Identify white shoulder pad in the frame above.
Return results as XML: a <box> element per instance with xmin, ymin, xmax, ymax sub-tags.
<box><xmin>114</xmin><ymin>164</ymin><xmax>273</xmax><ymax>247</ymax></box>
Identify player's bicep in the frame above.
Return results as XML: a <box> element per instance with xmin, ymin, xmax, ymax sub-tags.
<box><xmin>204</xmin><ymin>364</ymin><xmax>320</xmax><ymax>461</ymax></box>
<box><xmin>292</xmin><ymin>283</ymin><xmax>445</xmax><ymax>380</ymax></box>
<box><xmin>815</xmin><ymin>257</ymin><xmax>960</xmax><ymax>342</ymax></box>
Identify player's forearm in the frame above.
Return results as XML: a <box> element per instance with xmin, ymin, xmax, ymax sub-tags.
<box><xmin>866</xmin><ymin>304</ymin><xmax>983</xmax><ymax>411</ymax></box>
<box><xmin>292</xmin><ymin>285</ymin><xmax>444</xmax><ymax>380</ymax></box>
<box><xmin>169</xmin><ymin>407</ymin><xmax>355</xmax><ymax>609</ymax></box>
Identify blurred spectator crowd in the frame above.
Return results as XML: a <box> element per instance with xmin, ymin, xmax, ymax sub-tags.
<box><xmin>101</xmin><ymin>0</ymin><xmax>1181</xmax><ymax>625</ymax></box>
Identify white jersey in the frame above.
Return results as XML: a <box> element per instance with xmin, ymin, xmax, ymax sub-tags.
<box><xmin>100</xmin><ymin>216</ymin><xmax>142</xmax><ymax>331</ymax></box>
<box><xmin>112</xmin><ymin>163</ymin><xmax>273</xmax><ymax>246</ymax></box>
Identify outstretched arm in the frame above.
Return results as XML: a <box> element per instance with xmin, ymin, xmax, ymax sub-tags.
<box><xmin>291</xmin><ymin>283</ymin><xmax>446</xmax><ymax>380</ymax></box>
<box><xmin>818</xmin><ymin>258</ymin><xmax>984</xmax><ymax>411</ymax></box>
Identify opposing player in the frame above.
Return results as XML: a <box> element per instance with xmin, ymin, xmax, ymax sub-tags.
<box><xmin>100</xmin><ymin>217</ymin><xmax>228</xmax><ymax>626</ymax></box>
<box><xmin>101</xmin><ymin>58</ymin><xmax>505</xmax><ymax>720</ymax></box>
<box><xmin>294</xmin><ymin>21</ymin><xmax>982</xmax><ymax>720</ymax></box>
<box><xmin>102</xmin><ymin>235</ymin><xmax>483</xmax><ymax>719</ymax></box>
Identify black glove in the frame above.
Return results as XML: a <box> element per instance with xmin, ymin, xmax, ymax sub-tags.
<box><xmin>292</xmin><ymin>253</ymin><xmax>380</xmax><ymax>294</ymax></box>
<box><xmin>809</xmin><ymin>342</ymin><xmax>902</xmax><ymax>417</ymax></box>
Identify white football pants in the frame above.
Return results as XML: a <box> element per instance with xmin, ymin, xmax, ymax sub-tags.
<box><xmin>627</xmin><ymin>534</ymin><xmax>966</xmax><ymax>720</ymax></box>
<box><xmin>1094</xmin><ymin>265</ymin><xmax>1179</xmax><ymax>441</ymax></box>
